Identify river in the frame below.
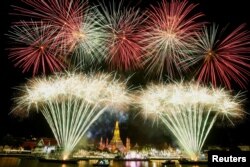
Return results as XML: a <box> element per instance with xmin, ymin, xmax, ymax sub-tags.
<box><xmin>0</xmin><ymin>157</ymin><xmax>208</xmax><ymax>167</ymax></box>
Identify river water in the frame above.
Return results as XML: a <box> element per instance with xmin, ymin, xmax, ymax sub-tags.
<box><xmin>0</xmin><ymin>157</ymin><xmax>208</xmax><ymax>167</ymax></box>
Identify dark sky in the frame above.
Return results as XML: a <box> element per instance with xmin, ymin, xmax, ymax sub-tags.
<box><xmin>0</xmin><ymin>0</ymin><xmax>250</xmax><ymax>147</ymax></box>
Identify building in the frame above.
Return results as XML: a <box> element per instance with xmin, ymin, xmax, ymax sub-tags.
<box><xmin>22</xmin><ymin>137</ymin><xmax>57</xmax><ymax>154</ymax></box>
<box><xmin>32</xmin><ymin>138</ymin><xmax>57</xmax><ymax>154</ymax></box>
<box><xmin>99</xmin><ymin>121</ymin><xmax>130</xmax><ymax>153</ymax></box>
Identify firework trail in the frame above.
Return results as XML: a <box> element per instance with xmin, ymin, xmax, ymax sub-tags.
<box><xmin>7</xmin><ymin>22</ymin><xmax>65</xmax><ymax>75</ymax></box>
<box><xmin>60</xmin><ymin>9</ymin><xmax>107</xmax><ymax>69</ymax></box>
<box><xmin>12</xmin><ymin>0</ymin><xmax>86</xmax><ymax>28</ymax></box>
<box><xmin>184</xmin><ymin>24</ymin><xmax>250</xmax><ymax>89</ymax></box>
<box><xmin>141</xmin><ymin>0</ymin><xmax>204</xmax><ymax>79</ymax></box>
<box><xmin>12</xmin><ymin>72</ymin><xmax>130</xmax><ymax>158</ymax></box>
<box><xmin>11</xmin><ymin>0</ymin><xmax>107</xmax><ymax>71</ymax></box>
<box><xmin>97</xmin><ymin>1</ymin><xmax>144</xmax><ymax>71</ymax></box>
<box><xmin>138</xmin><ymin>82</ymin><xmax>244</xmax><ymax>160</ymax></box>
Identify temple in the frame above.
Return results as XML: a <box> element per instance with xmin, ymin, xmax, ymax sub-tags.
<box><xmin>99</xmin><ymin>121</ymin><xmax>130</xmax><ymax>153</ymax></box>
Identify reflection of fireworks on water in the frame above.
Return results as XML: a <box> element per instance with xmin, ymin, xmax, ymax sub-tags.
<box><xmin>141</xmin><ymin>0</ymin><xmax>204</xmax><ymax>79</ymax></box>
<box><xmin>184</xmin><ymin>24</ymin><xmax>250</xmax><ymax>89</ymax></box>
<box><xmin>97</xmin><ymin>1</ymin><xmax>144</xmax><ymax>71</ymax></box>
<box><xmin>138</xmin><ymin>82</ymin><xmax>244</xmax><ymax>160</ymax></box>
<box><xmin>12</xmin><ymin>72</ymin><xmax>130</xmax><ymax>158</ymax></box>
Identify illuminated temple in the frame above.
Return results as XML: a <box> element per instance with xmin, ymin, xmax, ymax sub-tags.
<box><xmin>99</xmin><ymin>121</ymin><xmax>130</xmax><ymax>153</ymax></box>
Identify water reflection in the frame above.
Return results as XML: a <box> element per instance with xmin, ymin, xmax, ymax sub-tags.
<box><xmin>77</xmin><ymin>160</ymin><xmax>89</xmax><ymax>167</ymax></box>
<box><xmin>125</xmin><ymin>161</ymin><xmax>148</xmax><ymax>167</ymax></box>
<box><xmin>0</xmin><ymin>157</ymin><xmax>21</xmax><ymax>167</ymax></box>
<box><xmin>0</xmin><ymin>157</ymin><xmax>208</xmax><ymax>167</ymax></box>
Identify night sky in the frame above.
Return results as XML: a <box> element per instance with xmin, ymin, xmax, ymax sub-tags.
<box><xmin>0</xmin><ymin>0</ymin><xmax>250</xmax><ymax>148</ymax></box>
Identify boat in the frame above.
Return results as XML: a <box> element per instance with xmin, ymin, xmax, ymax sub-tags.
<box><xmin>161</xmin><ymin>160</ymin><xmax>175</xmax><ymax>166</ymax></box>
<box><xmin>38</xmin><ymin>157</ymin><xmax>78</xmax><ymax>164</ymax></box>
<box><xmin>179</xmin><ymin>158</ymin><xmax>207</xmax><ymax>165</ymax></box>
<box><xmin>93</xmin><ymin>159</ymin><xmax>110</xmax><ymax>167</ymax></box>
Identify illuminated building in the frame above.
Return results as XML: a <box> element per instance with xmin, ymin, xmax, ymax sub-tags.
<box><xmin>99</xmin><ymin>121</ymin><xmax>130</xmax><ymax>152</ymax></box>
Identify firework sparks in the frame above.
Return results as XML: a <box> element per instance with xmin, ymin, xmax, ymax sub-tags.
<box><xmin>185</xmin><ymin>24</ymin><xmax>250</xmax><ymax>89</ymax></box>
<box><xmin>12</xmin><ymin>0</ymin><xmax>86</xmax><ymax>28</ymax></box>
<box><xmin>11</xmin><ymin>0</ymin><xmax>107</xmax><ymax>70</ymax></box>
<box><xmin>12</xmin><ymin>72</ymin><xmax>130</xmax><ymax>158</ymax></box>
<box><xmin>138</xmin><ymin>82</ymin><xmax>244</xmax><ymax>160</ymax></box>
<box><xmin>7</xmin><ymin>22</ymin><xmax>65</xmax><ymax>75</ymax></box>
<box><xmin>141</xmin><ymin>0</ymin><xmax>204</xmax><ymax>79</ymax></box>
<box><xmin>97</xmin><ymin>1</ymin><xmax>144</xmax><ymax>71</ymax></box>
<box><xmin>62</xmin><ymin>10</ymin><xmax>107</xmax><ymax>69</ymax></box>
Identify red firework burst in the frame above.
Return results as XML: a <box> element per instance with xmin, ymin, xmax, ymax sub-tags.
<box><xmin>11</xmin><ymin>0</ymin><xmax>105</xmax><ymax>68</ymax></box>
<box><xmin>12</xmin><ymin>0</ymin><xmax>86</xmax><ymax>28</ymax></box>
<box><xmin>141</xmin><ymin>0</ymin><xmax>204</xmax><ymax>79</ymax></box>
<box><xmin>12</xmin><ymin>0</ymin><xmax>87</xmax><ymax>50</ymax></box>
<box><xmin>98</xmin><ymin>2</ymin><xmax>144</xmax><ymax>71</ymax></box>
<box><xmin>190</xmin><ymin>24</ymin><xmax>250</xmax><ymax>89</ymax></box>
<box><xmin>7</xmin><ymin>22</ymin><xmax>65</xmax><ymax>75</ymax></box>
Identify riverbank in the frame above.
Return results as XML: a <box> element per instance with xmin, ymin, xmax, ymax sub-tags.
<box><xmin>0</xmin><ymin>153</ymin><xmax>208</xmax><ymax>165</ymax></box>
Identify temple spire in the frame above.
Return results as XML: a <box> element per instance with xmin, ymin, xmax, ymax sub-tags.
<box><xmin>110</xmin><ymin>120</ymin><xmax>124</xmax><ymax>151</ymax></box>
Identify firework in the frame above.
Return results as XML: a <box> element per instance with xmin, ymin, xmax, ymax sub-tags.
<box><xmin>62</xmin><ymin>10</ymin><xmax>107</xmax><ymax>69</ymax></box>
<box><xmin>12</xmin><ymin>0</ymin><xmax>86</xmax><ymax>28</ymax></box>
<box><xmin>141</xmin><ymin>0</ymin><xmax>204</xmax><ymax>79</ymax></box>
<box><xmin>138</xmin><ymin>82</ymin><xmax>244</xmax><ymax>160</ymax></box>
<box><xmin>7</xmin><ymin>22</ymin><xmax>65</xmax><ymax>75</ymax></box>
<box><xmin>185</xmin><ymin>24</ymin><xmax>250</xmax><ymax>89</ymax></box>
<box><xmin>11</xmin><ymin>0</ymin><xmax>107</xmax><ymax>70</ymax></box>
<box><xmin>97</xmin><ymin>1</ymin><xmax>144</xmax><ymax>71</ymax></box>
<box><xmin>7</xmin><ymin>0</ymin><xmax>250</xmax><ymax>160</ymax></box>
<box><xmin>12</xmin><ymin>72</ymin><xmax>130</xmax><ymax>158</ymax></box>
